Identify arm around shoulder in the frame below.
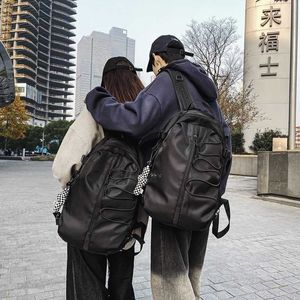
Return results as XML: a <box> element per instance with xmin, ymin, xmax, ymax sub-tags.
<box><xmin>86</xmin><ymin>87</ymin><xmax>162</xmax><ymax>138</ymax></box>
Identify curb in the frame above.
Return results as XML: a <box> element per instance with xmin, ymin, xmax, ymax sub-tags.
<box><xmin>254</xmin><ymin>195</ymin><xmax>300</xmax><ymax>208</ymax></box>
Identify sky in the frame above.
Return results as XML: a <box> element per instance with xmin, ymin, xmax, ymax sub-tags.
<box><xmin>74</xmin><ymin>0</ymin><xmax>300</xmax><ymax>125</ymax></box>
<box><xmin>74</xmin><ymin>0</ymin><xmax>246</xmax><ymax>83</ymax></box>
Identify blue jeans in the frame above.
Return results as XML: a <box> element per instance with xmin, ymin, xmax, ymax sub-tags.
<box><xmin>151</xmin><ymin>221</ymin><xmax>209</xmax><ymax>300</ymax></box>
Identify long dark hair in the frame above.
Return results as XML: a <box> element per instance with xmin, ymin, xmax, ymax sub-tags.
<box><xmin>102</xmin><ymin>62</ymin><xmax>144</xmax><ymax>103</ymax></box>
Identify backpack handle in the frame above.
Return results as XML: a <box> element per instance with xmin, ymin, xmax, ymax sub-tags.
<box><xmin>164</xmin><ymin>69</ymin><xmax>195</xmax><ymax>111</ymax></box>
<box><xmin>132</xmin><ymin>233</ymin><xmax>145</xmax><ymax>255</ymax></box>
<box><xmin>212</xmin><ymin>198</ymin><xmax>231</xmax><ymax>239</ymax></box>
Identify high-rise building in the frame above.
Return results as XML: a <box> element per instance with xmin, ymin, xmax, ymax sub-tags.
<box><xmin>0</xmin><ymin>0</ymin><xmax>77</xmax><ymax>126</ymax></box>
<box><xmin>75</xmin><ymin>27</ymin><xmax>135</xmax><ymax>117</ymax></box>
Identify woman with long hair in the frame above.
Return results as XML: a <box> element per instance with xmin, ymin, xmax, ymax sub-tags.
<box><xmin>53</xmin><ymin>56</ymin><xmax>145</xmax><ymax>300</ymax></box>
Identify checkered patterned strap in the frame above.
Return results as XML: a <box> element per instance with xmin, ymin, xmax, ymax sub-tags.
<box><xmin>133</xmin><ymin>165</ymin><xmax>150</xmax><ymax>196</ymax></box>
<box><xmin>53</xmin><ymin>185</ymin><xmax>70</xmax><ymax>220</ymax></box>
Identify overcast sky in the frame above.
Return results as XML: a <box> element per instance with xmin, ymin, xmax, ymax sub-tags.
<box><xmin>74</xmin><ymin>0</ymin><xmax>300</xmax><ymax>124</ymax></box>
<box><xmin>74</xmin><ymin>0</ymin><xmax>245</xmax><ymax>81</ymax></box>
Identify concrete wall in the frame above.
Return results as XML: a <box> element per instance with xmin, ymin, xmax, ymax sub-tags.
<box><xmin>230</xmin><ymin>155</ymin><xmax>258</xmax><ymax>177</ymax></box>
<box><xmin>257</xmin><ymin>151</ymin><xmax>300</xmax><ymax>199</ymax></box>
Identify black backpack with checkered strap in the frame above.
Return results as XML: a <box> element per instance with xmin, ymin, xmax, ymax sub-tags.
<box><xmin>135</xmin><ymin>70</ymin><xmax>231</xmax><ymax>238</ymax></box>
<box><xmin>53</xmin><ymin>133</ymin><xmax>145</xmax><ymax>255</ymax></box>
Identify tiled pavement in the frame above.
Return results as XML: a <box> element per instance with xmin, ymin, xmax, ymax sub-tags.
<box><xmin>0</xmin><ymin>160</ymin><xmax>300</xmax><ymax>300</ymax></box>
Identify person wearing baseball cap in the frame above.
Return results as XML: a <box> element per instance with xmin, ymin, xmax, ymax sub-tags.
<box><xmin>55</xmin><ymin>56</ymin><xmax>146</xmax><ymax>300</ymax></box>
<box><xmin>86</xmin><ymin>35</ymin><xmax>232</xmax><ymax>299</ymax></box>
<box><xmin>146</xmin><ymin>34</ymin><xmax>194</xmax><ymax>72</ymax></box>
<box><xmin>101</xmin><ymin>56</ymin><xmax>143</xmax><ymax>87</ymax></box>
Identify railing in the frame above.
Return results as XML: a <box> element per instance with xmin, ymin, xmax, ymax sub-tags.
<box><xmin>13</xmin><ymin>37</ymin><xmax>38</xmax><ymax>50</ymax></box>
<box><xmin>14</xmin><ymin>1</ymin><xmax>39</xmax><ymax>14</ymax></box>
<box><xmin>16</xmin><ymin>63</ymin><xmax>36</xmax><ymax>72</ymax></box>
<box><xmin>51</xmin><ymin>8</ymin><xmax>76</xmax><ymax>22</ymax></box>
<box><xmin>50</xmin><ymin>56</ymin><xmax>75</xmax><ymax>66</ymax></box>
<box><xmin>52</xmin><ymin>24</ymin><xmax>76</xmax><ymax>37</ymax></box>
<box><xmin>50</xmin><ymin>70</ymin><xmax>74</xmax><ymax>79</ymax></box>
<box><xmin>53</xmin><ymin>1</ymin><xmax>77</xmax><ymax>14</ymax></box>
<box><xmin>13</xmin><ymin>45</ymin><xmax>37</xmax><ymax>58</ymax></box>
<box><xmin>11</xmin><ymin>28</ymin><xmax>38</xmax><ymax>42</ymax></box>
<box><xmin>51</xmin><ymin>48</ymin><xmax>75</xmax><ymax>59</ymax></box>
<box><xmin>12</xmin><ymin>10</ymin><xmax>38</xmax><ymax>22</ymax></box>
<box><xmin>51</xmin><ymin>31</ymin><xmax>76</xmax><ymax>44</ymax></box>
<box><xmin>51</xmin><ymin>40</ymin><xmax>75</xmax><ymax>52</ymax></box>
<box><xmin>11</xmin><ymin>54</ymin><xmax>37</xmax><ymax>66</ymax></box>
<box><xmin>52</xmin><ymin>15</ymin><xmax>76</xmax><ymax>30</ymax></box>
<box><xmin>59</xmin><ymin>0</ymin><xmax>77</xmax><ymax>8</ymax></box>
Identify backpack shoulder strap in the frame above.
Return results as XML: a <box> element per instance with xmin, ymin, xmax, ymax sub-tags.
<box><xmin>164</xmin><ymin>69</ymin><xmax>195</xmax><ymax>111</ymax></box>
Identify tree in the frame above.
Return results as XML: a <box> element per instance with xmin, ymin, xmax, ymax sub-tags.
<box><xmin>183</xmin><ymin>18</ymin><xmax>261</xmax><ymax>135</ymax></box>
<box><xmin>44</xmin><ymin>120</ymin><xmax>73</xmax><ymax>153</ymax></box>
<box><xmin>183</xmin><ymin>18</ymin><xmax>242</xmax><ymax>91</ymax></box>
<box><xmin>0</xmin><ymin>118</ymin><xmax>74</xmax><ymax>154</ymax></box>
<box><xmin>7</xmin><ymin>125</ymin><xmax>44</xmax><ymax>151</ymax></box>
<box><xmin>250</xmin><ymin>129</ymin><xmax>286</xmax><ymax>153</ymax></box>
<box><xmin>0</xmin><ymin>95</ymin><xmax>29</xmax><ymax>150</ymax></box>
<box><xmin>231</xmin><ymin>131</ymin><xmax>245</xmax><ymax>154</ymax></box>
<box><xmin>218</xmin><ymin>83</ymin><xmax>261</xmax><ymax>132</ymax></box>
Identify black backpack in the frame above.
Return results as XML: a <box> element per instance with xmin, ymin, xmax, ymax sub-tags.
<box><xmin>53</xmin><ymin>133</ymin><xmax>145</xmax><ymax>255</ymax></box>
<box><xmin>139</xmin><ymin>70</ymin><xmax>231</xmax><ymax>238</ymax></box>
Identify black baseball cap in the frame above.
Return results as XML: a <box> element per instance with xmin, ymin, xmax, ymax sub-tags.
<box><xmin>146</xmin><ymin>35</ymin><xmax>194</xmax><ymax>72</ymax></box>
<box><xmin>101</xmin><ymin>56</ymin><xmax>142</xmax><ymax>86</ymax></box>
<box><xmin>102</xmin><ymin>56</ymin><xmax>142</xmax><ymax>75</ymax></box>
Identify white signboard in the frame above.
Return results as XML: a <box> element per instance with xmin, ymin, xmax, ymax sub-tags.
<box><xmin>244</xmin><ymin>0</ymin><xmax>292</xmax><ymax>151</ymax></box>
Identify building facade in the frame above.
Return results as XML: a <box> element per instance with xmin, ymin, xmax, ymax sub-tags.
<box><xmin>296</xmin><ymin>126</ymin><xmax>300</xmax><ymax>148</ymax></box>
<box><xmin>0</xmin><ymin>0</ymin><xmax>76</xmax><ymax>126</ymax></box>
<box><xmin>75</xmin><ymin>27</ymin><xmax>135</xmax><ymax>117</ymax></box>
<box><xmin>243</xmin><ymin>0</ymin><xmax>292</xmax><ymax>151</ymax></box>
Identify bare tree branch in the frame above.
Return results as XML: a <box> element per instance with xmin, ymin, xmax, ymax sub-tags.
<box><xmin>183</xmin><ymin>17</ymin><xmax>261</xmax><ymax>132</ymax></box>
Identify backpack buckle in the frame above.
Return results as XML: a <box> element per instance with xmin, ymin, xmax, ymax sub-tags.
<box><xmin>175</xmin><ymin>74</ymin><xmax>183</xmax><ymax>81</ymax></box>
<box><xmin>223</xmin><ymin>148</ymin><xmax>229</xmax><ymax>158</ymax></box>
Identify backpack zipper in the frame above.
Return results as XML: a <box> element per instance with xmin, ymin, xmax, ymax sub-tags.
<box><xmin>83</xmin><ymin>153</ymin><xmax>115</xmax><ymax>251</ymax></box>
<box><xmin>173</xmin><ymin>125</ymin><xmax>196</xmax><ymax>226</ymax></box>
<box><xmin>83</xmin><ymin>144</ymin><xmax>141</xmax><ymax>251</ymax></box>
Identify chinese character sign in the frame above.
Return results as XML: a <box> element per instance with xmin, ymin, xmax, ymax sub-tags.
<box><xmin>258</xmin><ymin>3</ymin><xmax>286</xmax><ymax>78</ymax></box>
<box><xmin>243</xmin><ymin>0</ymin><xmax>292</xmax><ymax>151</ymax></box>
<box><xmin>261</xmin><ymin>6</ymin><xmax>281</xmax><ymax>27</ymax></box>
<box><xmin>259</xmin><ymin>32</ymin><xmax>280</xmax><ymax>53</ymax></box>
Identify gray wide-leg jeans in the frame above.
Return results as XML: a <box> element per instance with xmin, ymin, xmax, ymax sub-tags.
<box><xmin>151</xmin><ymin>221</ymin><xmax>209</xmax><ymax>300</ymax></box>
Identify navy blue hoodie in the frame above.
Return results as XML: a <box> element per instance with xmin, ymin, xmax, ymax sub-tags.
<box><xmin>86</xmin><ymin>59</ymin><xmax>232</xmax><ymax>194</ymax></box>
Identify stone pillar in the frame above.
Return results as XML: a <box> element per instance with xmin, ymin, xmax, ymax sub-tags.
<box><xmin>244</xmin><ymin>0</ymin><xmax>292</xmax><ymax>151</ymax></box>
<box><xmin>257</xmin><ymin>151</ymin><xmax>300</xmax><ymax>199</ymax></box>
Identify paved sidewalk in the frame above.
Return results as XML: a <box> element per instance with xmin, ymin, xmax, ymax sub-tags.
<box><xmin>0</xmin><ymin>161</ymin><xmax>300</xmax><ymax>300</ymax></box>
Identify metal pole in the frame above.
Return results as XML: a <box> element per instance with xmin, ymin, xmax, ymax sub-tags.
<box><xmin>289</xmin><ymin>0</ymin><xmax>298</xmax><ymax>150</ymax></box>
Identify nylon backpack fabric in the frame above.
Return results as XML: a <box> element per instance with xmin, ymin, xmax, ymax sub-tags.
<box><xmin>57</xmin><ymin>135</ymin><xmax>144</xmax><ymax>255</ymax></box>
<box><xmin>142</xmin><ymin>70</ymin><xmax>231</xmax><ymax>237</ymax></box>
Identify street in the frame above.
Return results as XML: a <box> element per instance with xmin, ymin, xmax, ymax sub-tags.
<box><xmin>0</xmin><ymin>161</ymin><xmax>300</xmax><ymax>300</ymax></box>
